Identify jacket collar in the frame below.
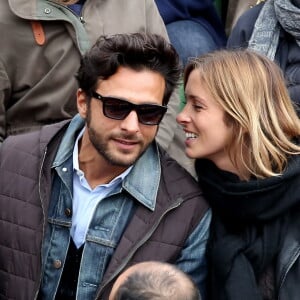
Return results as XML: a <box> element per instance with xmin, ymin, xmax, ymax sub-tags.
<box><xmin>123</xmin><ymin>143</ymin><xmax>161</xmax><ymax>211</ymax></box>
<box><xmin>8</xmin><ymin>0</ymin><xmax>90</xmax><ymax>52</ymax></box>
<box><xmin>52</xmin><ymin>114</ymin><xmax>161</xmax><ymax>211</ymax></box>
<box><xmin>9</xmin><ymin>0</ymin><xmax>69</xmax><ymax>20</ymax></box>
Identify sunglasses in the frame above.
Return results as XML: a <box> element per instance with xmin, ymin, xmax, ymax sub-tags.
<box><xmin>91</xmin><ymin>91</ymin><xmax>167</xmax><ymax>125</ymax></box>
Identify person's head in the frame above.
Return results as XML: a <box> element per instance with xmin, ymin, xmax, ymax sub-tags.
<box><xmin>177</xmin><ymin>49</ymin><xmax>300</xmax><ymax>180</ymax></box>
<box><xmin>76</xmin><ymin>33</ymin><xmax>180</xmax><ymax>169</ymax></box>
<box><xmin>109</xmin><ymin>261</ymin><xmax>201</xmax><ymax>300</ymax></box>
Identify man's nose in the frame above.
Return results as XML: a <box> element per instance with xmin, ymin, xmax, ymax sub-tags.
<box><xmin>120</xmin><ymin>110</ymin><xmax>140</xmax><ymax>132</ymax></box>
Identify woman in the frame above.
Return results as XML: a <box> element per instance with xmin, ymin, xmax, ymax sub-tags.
<box><xmin>176</xmin><ymin>49</ymin><xmax>300</xmax><ymax>300</ymax></box>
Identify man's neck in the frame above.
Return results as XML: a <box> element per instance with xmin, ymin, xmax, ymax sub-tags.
<box><xmin>79</xmin><ymin>159</ymin><xmax>127</xmax><ymax>189</ymax></box>
<box><xmin>78</xmin><ymin>135</ymin><xmax>128</xmax><ymax>189</ymax></box>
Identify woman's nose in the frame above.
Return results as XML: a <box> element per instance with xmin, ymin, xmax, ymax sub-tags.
<box><xmin>176</xmin><ymin>107</ymin><xmax>190</xmax><ymax>125</ymax></box>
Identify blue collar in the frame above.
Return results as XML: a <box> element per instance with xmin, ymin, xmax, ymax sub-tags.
<box><xmin>67</xmin><ymin>0</ymin><xmax>86</xmax><ymax>16</ymax></box>
<box><xmin>53</xmin><ymin>114</ymin><xmax>161</xmax><ymax>211</ymax></box>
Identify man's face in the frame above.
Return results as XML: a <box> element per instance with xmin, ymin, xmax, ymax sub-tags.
<box><xmin>78</xmin><ymin>66</ymin><xmax>165</xmax><ymax>168</ymax></box>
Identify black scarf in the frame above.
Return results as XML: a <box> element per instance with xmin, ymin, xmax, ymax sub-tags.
<box><xmin>195</xmin><ymin>155</ymin><xmax>300</xmax><ymax>300</ymax></box>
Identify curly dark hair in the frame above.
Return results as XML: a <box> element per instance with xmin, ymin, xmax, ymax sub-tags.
<box><xmin>76</xmin><ymin>32</ymin><xmax>181</xmax><ymax>105</ymax></box>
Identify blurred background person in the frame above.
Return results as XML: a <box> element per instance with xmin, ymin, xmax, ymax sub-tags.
<box><xmin>227</xmin><ymin>0</ymin><xmax>300</xmax><ymax>113</ymax></box>
<box><xmin>155</xmin><ymin>0</ymin><xmax>227</xmax><ymax>66</ymax></box>
<box><xmin>225</xmin><ymin>0</ymin><xmax>262</xmax><ymax>35</ymax></box>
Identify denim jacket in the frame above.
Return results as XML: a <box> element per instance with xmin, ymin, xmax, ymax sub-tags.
<box><xmin>37</xmin><ymin>114</ymin><xmax>211</xmax><ymax>299</ymax></box>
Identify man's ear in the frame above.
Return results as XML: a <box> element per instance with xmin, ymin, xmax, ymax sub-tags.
<box><xmin>77</xmin><ymin>88</ymin><xmax>88</xmax><ymax>118</ymax></box>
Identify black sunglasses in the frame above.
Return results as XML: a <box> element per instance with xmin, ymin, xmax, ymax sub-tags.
<box><xmin>91</xmin><ymin>91</ymin><xmax>167</xmax><ymax>125</ymax></box>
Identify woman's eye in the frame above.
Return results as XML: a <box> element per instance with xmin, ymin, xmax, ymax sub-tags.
<box><xmin>193</xmin><ymin>104</ymin><xmax>203</xmax><ymax>111</ymax></box>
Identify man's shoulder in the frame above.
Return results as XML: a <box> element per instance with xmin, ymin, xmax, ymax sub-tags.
<box><xmin>159</xmin><ymin>148</ymin><xmax>206</xmax><ymax>202</ymax></box>
<box><xmin>157</xmin><ymin>149</ymin><xmax>209</xmax><ymax>232</ymax></box>
<box><xmin>159</xmin><ymin>148</ymin><xmax>196</xmax><ymax>183</ymax></box>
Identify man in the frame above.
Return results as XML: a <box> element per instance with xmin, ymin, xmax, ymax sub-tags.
<box><xmin>109</xmin><ymin>261</ymin><xmax>201</xmax><ymax>300</ymax></box>
<box><xmin>0</xmin><ymin>33</ymin><xmax>210</xmax><ymax>300</ymax></box>
<box><xmin>0</xmin><ymin>0</ymin><xmax>193</xmax><ymax>173</ymax></box>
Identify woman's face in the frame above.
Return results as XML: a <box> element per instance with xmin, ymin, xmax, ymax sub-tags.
<box><xmin>176</xmin><ymin>69</ymin><xmax>235</xmax><ymax>172</ymax></box>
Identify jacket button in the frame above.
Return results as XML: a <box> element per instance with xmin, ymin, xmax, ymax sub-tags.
<box><xmin>65</xmin><ymin>208</ymin><xmax>72</xmax><ymax>217</ymax></box>
<box><xmin>53</xmin><ymin>259</ymin><xmax>62</xmax><ymax>269</ymax></box>
<box><xmin>44</xmin><ymin>8</ymin><xmax>52</xmax><ymax>14</ymax></box>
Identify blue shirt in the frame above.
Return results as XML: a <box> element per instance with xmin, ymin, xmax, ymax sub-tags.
<box><xmin>71</xmin><ymin>128</ymin><xmax>132</xmax><ymax>248</ymax></box>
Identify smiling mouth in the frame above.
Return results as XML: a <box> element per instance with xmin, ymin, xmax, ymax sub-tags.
<box><xmin>185</xmin><ymin>132</ymin><xmax>198</xmax><ymax>139</ymax></box>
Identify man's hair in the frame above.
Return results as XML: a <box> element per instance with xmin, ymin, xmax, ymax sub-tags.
<box><xmin>76</xmin><ymin>32</ymin><xmax>181</xmax><ymax>105</ymax></box>
<box><xmin>114</xmin><ymin>262</ymin><xmax>201</xmax><ymax>300</ymax></box>
<box><xmin>184</xmin><ymin>49</ymin><xmax>300</xmax><ymax>179</ymax></box>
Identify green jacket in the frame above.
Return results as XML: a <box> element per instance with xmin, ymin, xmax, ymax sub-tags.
<box><xmin>0</xmin><ymin>0</ymin><xmax>181</xmax><ymax>160</ymax></box>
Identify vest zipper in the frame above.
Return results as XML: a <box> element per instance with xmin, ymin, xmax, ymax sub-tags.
<box><xmin>95</xmin><ymin>198</ymin><xmax>185</xmax><ymax>299</ymax></box>
<box><xmin>277</xmin><ymin>245</ymin><xmax>300</xmax><ymax>300</ymax></box>
<box><xmin>34</xmin><ymin>147</ymin><xmax>48</xmax><ymax>300</ymax></box>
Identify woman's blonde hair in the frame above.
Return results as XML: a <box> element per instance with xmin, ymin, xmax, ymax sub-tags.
<box><xmin>184</xmin><ymin>49</ymin><xmax>300</xmax><ymax>179</ymax></box>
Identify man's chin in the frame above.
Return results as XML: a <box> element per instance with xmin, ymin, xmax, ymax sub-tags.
<box><xmin>103</xmin><ymin>143</ymin><xmax>148</xmax><ymax>167</ymax></box>
<box><xmin>106</xmin><ymin>152</ymin><xmax>140</xmax><ymax>167</ymax></box>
